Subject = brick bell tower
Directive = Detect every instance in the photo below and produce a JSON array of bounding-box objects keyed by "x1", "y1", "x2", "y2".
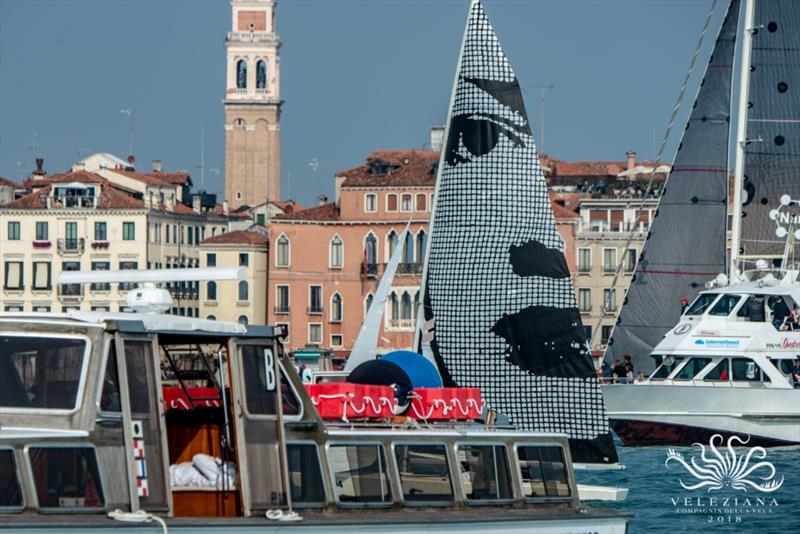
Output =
[{"x1": 224, "y1": 0, "x2": 281, "y2": 209}]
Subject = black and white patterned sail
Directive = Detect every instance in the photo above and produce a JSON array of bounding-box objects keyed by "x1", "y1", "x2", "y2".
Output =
[
  {"x1": 419, "y1": 0, "x2": 617, "y2": 464},
  {"x1": 739, "y1": 0, "x2": 800, "y2": 261},
  {"x1": 607, "y1": 0, "x2": 740, "y2": 373}
]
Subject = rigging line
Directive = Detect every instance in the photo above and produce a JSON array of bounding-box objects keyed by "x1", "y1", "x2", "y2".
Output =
[{"x1": 591, "y1": 0, "x2": 719, "y2": 351}]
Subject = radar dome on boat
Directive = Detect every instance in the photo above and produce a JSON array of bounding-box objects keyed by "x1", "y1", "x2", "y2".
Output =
[{"x1": 381, "y1": 350, "x2": 443, "y2": 388}]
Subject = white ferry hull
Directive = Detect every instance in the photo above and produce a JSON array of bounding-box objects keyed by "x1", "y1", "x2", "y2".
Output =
[{"x1": 603, "y1": 383, "x2": 800, "y2": 446}]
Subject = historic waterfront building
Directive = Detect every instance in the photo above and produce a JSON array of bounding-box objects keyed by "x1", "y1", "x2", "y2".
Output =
[{"x1": 223, "y1": 0, "x2": 282, "y2": 210}]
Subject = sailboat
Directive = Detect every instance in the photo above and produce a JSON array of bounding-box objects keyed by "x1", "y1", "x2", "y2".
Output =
[
  {"x1": 602, "y1": 0, "x2": 800, "y2": 446},
  {"x1": 415, "y1": 0, "x2": 619, "y2": 467}
]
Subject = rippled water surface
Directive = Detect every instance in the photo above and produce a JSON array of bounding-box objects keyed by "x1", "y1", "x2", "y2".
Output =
[{"x1": 579, "y1": 442, "x2": 800, "y2": 533}]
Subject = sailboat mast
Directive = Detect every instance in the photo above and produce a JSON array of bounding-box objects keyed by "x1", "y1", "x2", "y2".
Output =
[{"x1": 729, "y1": 0, "x2": 756, "y2": 279}]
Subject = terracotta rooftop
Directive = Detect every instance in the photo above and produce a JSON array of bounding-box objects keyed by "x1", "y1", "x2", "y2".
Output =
[
  {"x1": 2, "y1": 182, "x2": 145, "y2": 210},
  {"x1": 0, "y1": 176, "x2": 21, "y2": 188},
  {"x1": 201, "y1": 229, "x2": 268, "y2": 246},
  {"x1": 106, "y1": 169, "x2": 191, "y2": 186},
  {"x1": 23, "y1": 170, "x2": 107, "y2": 188},
  {"x1": 273, "y1": 202, "x2": 339, "y2": 222},
  {"x1": 550, "y1": 199, "x2": 580, "y2": 220},
  {"x1": 338, "y1": 150, "x2": 439, "y2": 188},
  {"x1": 549, "y1": 191, "x2": 590, "y2": 212}
]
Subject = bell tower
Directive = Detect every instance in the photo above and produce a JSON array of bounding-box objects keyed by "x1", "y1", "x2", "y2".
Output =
[{"x1": 224, "y1": 0, "x2": 281, "y2": 209}]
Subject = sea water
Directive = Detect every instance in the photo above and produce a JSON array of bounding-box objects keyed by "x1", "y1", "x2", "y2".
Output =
[{"x1": 579, "y1": 443, "x2": 800, "y2": 533}]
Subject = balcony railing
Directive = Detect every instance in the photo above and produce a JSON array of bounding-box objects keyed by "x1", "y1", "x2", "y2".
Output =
[
  {"x1": 274, "y1": 305, "x2": 290, "y2": 314},
  {"x1": 49, "y1": 195, "x2": 97, "y2": 209},
  {"x1": 57, "y1": 238, "x2": 85, "y2": 255},
  {"x1": 307, "y1": 305, "x2": 323, "y2": 315},
  {"x1": 226, "y1": 31, "x2": 277, "y2": 42},
  {"x1": 90, "y1": 282, "x2": 111, "y2": 291},
  {"x1": 396, "y1": 262, "x2": 423, "y2": 275},
  {"x1": 58, "y1": 284, "x2": 83, "y2": 299},
  {"x1": 361, "y1": 263, "x2": 380, "y2": 278}
]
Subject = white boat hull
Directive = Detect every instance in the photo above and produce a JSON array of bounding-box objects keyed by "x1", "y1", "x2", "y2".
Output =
[{"x1": 603, "y1": 383, "x2": 800, "y2": 446}]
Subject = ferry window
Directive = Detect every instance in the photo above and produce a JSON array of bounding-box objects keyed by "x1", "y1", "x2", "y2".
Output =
[
  {"x1": 703, "y1": 359, "x2": 730, "y2": 381},
  {"x1": 394, "y1": 443, "x2": 453, "y2": 503},
  {"x1": 685, "y1": 294, "x2": 718, "y2": 315},
  {"x1": 0, "y1": 336, "x2": 86, "y2": 410},
  {"x1": 0, "y1": 449, "x2": 23, "y2": 509},
  {"x1": 709, "y1": 295, "x2": 741, "y2": 316},
  {"x1": 769, "y1": 358, "x2": 793, "y2": 375},
  {"x1": 517, "y1": 445, "x2": 571, "y2": 499},
  {"x1": 124, "y1": 341, "x2": 153, "y2": 415},
  {"x1": 241, "y1": 345, "x2": 278, "y2": 415},
  {"x1": 99, "y1": 343, "x2": 121, "y2": 413},
  {"x1": 328, "y1": 444, "x2": 392, "y2": 504},
  {"x1": 280, "y1": 368, "x2": 301, "y2": 416},
  {"x1": 456, "y1": 444, "x2": 512, "y2": 502},
  {"x1": 650, "y1": 356, "x2": 684, "y2": 379},
  {"x1": 29, "y1": 447, "x2": 104, "y2": 509},
  {"x1": 286, "y1": 443, "x2": 325, "y2": 505},
  {"x1": 731, "y1": 358, "x2": 769, "y2": 382},
  {"x1": 674, "y1": 358, "x2": 712, "y2": 380}
]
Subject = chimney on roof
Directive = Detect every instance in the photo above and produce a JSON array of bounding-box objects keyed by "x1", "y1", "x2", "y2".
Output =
[
  {"x1": 626, "y1": 150, "x2": 636, "y2": 170},
  {"x1": 318, "y1": 194, "x2": 328, "y2": 206},
  {"x1": 430, "y1": 126, "x2": 445, "y2": 152},
  {"x1": 334, "y1": 175, "x2": 345, "y2": 206},
  {"x1": 32, "y1": 157, "x2": 47, "y2": 179},
  {"x1": 223, "y1": 200, "x2": 229, "y2": 216},
  {"x1": 128, "y1": 154, "x2": 135, "y2": 165},
  {"x1": 192, "y1": 194, "x2": 202, "y2": 214},
  {"x1": 152, "y1": 159, "x2": 162, "y2": 173}
]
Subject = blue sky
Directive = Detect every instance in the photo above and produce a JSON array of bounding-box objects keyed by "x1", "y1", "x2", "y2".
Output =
[{"x1": 0, "y1": 0, "x2": 724, "y2": 205}]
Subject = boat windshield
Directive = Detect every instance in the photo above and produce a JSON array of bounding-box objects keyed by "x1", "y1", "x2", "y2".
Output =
[
  {"x1": 708, "y1": 295, "x2": 741, "y2": 316},
  {"x1": 650, "y1": 356, "x2": 684, "y2": 379},
  {"x1": 0, "y1": 335, "x2": 87, "y2": 411},
  {"x1": 685, "y1": 294, "x2": 718, "y2": 315},
  {"x1": 673, "y1": 357, "x2": 712, "y2": 380}
]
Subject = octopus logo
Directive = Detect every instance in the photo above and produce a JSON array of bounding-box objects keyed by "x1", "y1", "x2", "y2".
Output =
[
  {"x1": 665, "y1": 434, "x2": 784, "y2": 492},
  {"x1": 769, "y1": 194, "x2": 800, "y2": 240}
]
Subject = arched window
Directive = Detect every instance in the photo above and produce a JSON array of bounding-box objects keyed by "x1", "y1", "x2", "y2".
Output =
[
  {"x1": 207, "y1": 281, "x2": 217, "y2": 301},
  {"x1": 276, "y1": 234, "x2": 290, "y2": 267},
  {"x1": 390, "y1": 292, "x2": 399, "y2": 321},
  {"x1": 401, "y1": 292, "x2": 412, "y2": 320},
  {"x1": 330, "y1": 235, "x2": 343, "y2": 268},
  {"x1": 256, "y1": 59, "x2": 267, "y2": 89},
  {"x1": 207, "y1": 315, "x2": 216, "y2": 321},
  {"x1": 331, "y1": 293, "x2": 342, "y2": 322},
  {"x1": 387, "y1": 230, "x2": 398, "y2": 259},
  {"x1": 365, "y1": 233, "x2": 377, "y2": 265},
  {"x1": 403, "y1": 231, "x2": 414, "y2": 265},
  {"x1": 413, "y1": 291, "x2": 420, "y2": 320},
  {"x1": 238, "y1": 281, "x2": 249, "y2": 301},
  {"x1": 365, "y1": 293, "x2": 374, "y2": 314},
  {"x1": 416, "y1": 230, "x2": 427, "y2": 265},
  {"x1": 238, "y1": 315, "x2": 248, "y2": 325},
  {"x1": 236, "y1": 59, "x2": 247, "y2": 89}
]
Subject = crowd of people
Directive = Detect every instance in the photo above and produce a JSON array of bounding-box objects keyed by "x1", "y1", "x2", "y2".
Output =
[{"x1": 596, "y1": 355, "x2": 647, "y2": 384}]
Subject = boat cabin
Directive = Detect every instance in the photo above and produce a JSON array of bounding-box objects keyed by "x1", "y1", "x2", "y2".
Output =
[{"x1": 0, "y1": 311, "x2": 608, "y2": 527}]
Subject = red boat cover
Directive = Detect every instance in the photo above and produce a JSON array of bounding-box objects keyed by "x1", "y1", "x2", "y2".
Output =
[
  {"x1": 163, "y1": 387, "x2": 222, "y2": 411},
  {"x1": 408, "y1": 388, "x2": 484, "y2": 421},
  {"x1": 304, "y1": 383, "x2": 394, "y2": 421}
]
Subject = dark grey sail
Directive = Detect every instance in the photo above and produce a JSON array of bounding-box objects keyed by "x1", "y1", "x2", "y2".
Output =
[
  {"x1": 739, "y1": 0, "x2": 800, "y2": 262},
  {"x1": 419, "y1": 0, "x2": 617, "y2": 464},
  {"x1": 606, "y1": 0, "x2": 740, "y2": 373}
]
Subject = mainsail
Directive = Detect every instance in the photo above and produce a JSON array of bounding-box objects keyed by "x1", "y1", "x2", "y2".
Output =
[
  {"x1": 606, "y1": 0, "x2": 740, "y2": 373},
  {"x1": 418, "y1": 0, "x2": 617, "y2": 464},
  {"x1": 738, "y1": 0, "x2": 800, "y2": 262}
]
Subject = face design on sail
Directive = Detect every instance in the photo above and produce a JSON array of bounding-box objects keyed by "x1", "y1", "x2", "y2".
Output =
[{"x1": 423, "y1": 2, "x2": 614, "y2": 462}]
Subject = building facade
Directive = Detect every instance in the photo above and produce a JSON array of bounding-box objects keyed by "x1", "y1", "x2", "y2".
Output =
[{"x1": 224, "y1": 0, "x2": 282, "y2": 210}]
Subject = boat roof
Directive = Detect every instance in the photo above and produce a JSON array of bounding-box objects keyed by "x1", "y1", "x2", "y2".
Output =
[
  {"x1": 702, "y1": 272, "x2": 799, "y2": 297},
  {"x1": 0, "y1": 310, "x2": 277, "y2": 337}
]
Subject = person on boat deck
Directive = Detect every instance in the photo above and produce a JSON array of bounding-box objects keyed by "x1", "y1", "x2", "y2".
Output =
[
  {"x1": 633, "y1": 372, "x2": 647, "y2": 384},
  {"x1": 719, "y1": 368, "x2": 729, "y2": 381},
  {"x1": 624, "y1": 363, "x2": 634, "y2": 383},
  {"x1": 612, "y1": 360, "x2": 628, "y2": 384},
  {"x1": 748, "y1": 296, "x2": 766, "y2": 322},
  {"x1": 771, "y1": 296, "x2": 791, "y2": 330},
  {"x1": 792, "y1": 357, "x2": 800, "y2": 389},
  {"x1": 680, "y1": 297, "x2": 690, "y2": 314}
]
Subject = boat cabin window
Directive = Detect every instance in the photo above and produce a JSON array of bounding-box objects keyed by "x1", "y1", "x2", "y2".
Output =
[
  {"x1": 124, "y1": 341, "x2": 154, "y2": 415},
  {"x1": 456, "y1": 444, "x2": 513, "y2": 503},
  {"x1": 394, "y1": 443, "x2": 454, "y2": 504},
  {"x1": 516, "y1": 445, "x2": 571, "y2": 499},
  {"x1": 769, "y1": 358, "x2": 793, "y2": 375},
  {"x1": 98, "y1": 342, "x2": 121, "y2": 414},
  {"x1": 0, "y1": 449, "x2": 23, "y2": 510},
  {"x1": 703, "y1": 359, "x2": 730, "y2": 381},
  {"x1": 286, "y1": 443, "x2": 325, "y2": 506},
  {"x1": 0, "y1": 335, "x2": 87, "y2": 411},
  {"x1": 241, "y1": 346, "x2": 279, "y2": 415},
  {"x1": 767, "y1": 295, "x2": 798, "y2": 331},
  {"x1": 28, "y1": 446, "x2": 104, "y2": 510},
  {"x1": 674, "y1": 358, "x2": 712, "y2": 380},
  {"x1": 685, "y1": 294, "x2": 718, "y2": 315},
  {"x1": 731, "y1": 358, "x2": 770, "y2": 382},
  {"x1": 708, "y1": 295, "x2": 741, "y2": 316},
  {"x1": 280, "y1": 368, "x2": 301, "y2": 417},
  {"x1": 739, "y1": 295, "x2": 766, "y2": 322},
  {"x1": 650, "y1": 357, "x2": 684, "y2": 379},
  {"x1": 328, "y1": 444, "x2": 392, "y2": 505}
]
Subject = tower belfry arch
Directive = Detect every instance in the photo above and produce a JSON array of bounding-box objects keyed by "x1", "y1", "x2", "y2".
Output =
[{"x1": 224, "y1": 0, "x2": 281, "y2": 210}]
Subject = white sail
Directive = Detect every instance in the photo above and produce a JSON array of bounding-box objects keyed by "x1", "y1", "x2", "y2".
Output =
[{"x1": 344, "y1": 224, "x2": 411, "y2": 372}]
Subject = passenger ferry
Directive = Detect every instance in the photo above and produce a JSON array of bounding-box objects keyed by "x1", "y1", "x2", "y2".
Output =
[
  {"x1": 0, "y1": 308, "x2": 629, "y2": 532},
  {"x1": 603, "y1": 267, "x2": 800, "y2": 447}
]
